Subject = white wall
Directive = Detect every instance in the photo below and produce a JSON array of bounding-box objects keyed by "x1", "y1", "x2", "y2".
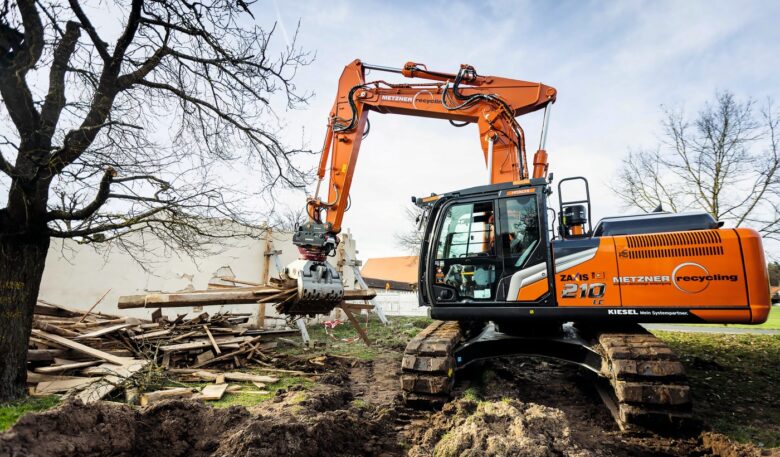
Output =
[
  {"x1": 38, "y1": 227, "x2": 361, "y2": 325},
  {"x1": 374, "y1": 290, "x2": 429, "y2": 317}
]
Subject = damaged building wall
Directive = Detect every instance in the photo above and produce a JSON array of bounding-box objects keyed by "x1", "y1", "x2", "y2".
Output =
[{"x1": 38, "y1": 227, "x2": 361, "y2": 325}]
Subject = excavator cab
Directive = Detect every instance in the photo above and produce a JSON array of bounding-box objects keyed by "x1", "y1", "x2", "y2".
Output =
[{"x1": 418, "y1": 179, "x2": 553, "y2": 314}]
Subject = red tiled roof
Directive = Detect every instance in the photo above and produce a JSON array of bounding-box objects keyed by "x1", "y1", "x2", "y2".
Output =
[{"x1": 361, "y1": 256, "x2": 418, "y2": 284}]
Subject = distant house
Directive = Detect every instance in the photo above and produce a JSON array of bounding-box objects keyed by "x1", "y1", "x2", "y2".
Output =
[
  {"x1": 361, "y1": 256, "x2": 419, "y2": 291},
  {"x1": 361, "y1": 256, "x2": 425, "y2": 316},
  {"x1": 771, "y1": 286, "x2": 780, "y2": 305}
]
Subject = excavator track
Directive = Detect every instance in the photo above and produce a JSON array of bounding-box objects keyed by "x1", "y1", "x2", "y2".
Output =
[
  {"x1": 592, "y1": 326, "x2": 693, "y2": 431},
  {"x1": 402, "y1": 321, "x2": 692, "y2": 431},
  {"x1": 400, "y1": 320, "x2": 462, "y2": 406}
]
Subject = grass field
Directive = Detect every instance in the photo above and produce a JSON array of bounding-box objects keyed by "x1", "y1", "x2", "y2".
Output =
[
  {"x1": 0, "y1": 396, "x2": 59, "y2": 431},
  {"x1": 655, "y1": 331, "x2": 780, "y2": 447},
  {"x1": 686, "y1": 305, "x2": 780, "y2": 330}
]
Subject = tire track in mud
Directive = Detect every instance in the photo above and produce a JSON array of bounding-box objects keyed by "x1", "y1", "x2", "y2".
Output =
[{"x1": 347, "y1": 352, "x2": 436, "y2": 455}]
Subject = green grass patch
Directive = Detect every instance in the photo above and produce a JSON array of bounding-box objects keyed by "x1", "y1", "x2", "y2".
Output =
[
  {"x1": 654, "y1": 331, "x2": 780, "y2": 447},
  {"x1": 684, "y1": 306, "x2": 780, "y2": 330},
  {"x1": 0, "y1": 396, "x2": 60, "y2": 431},
  {"x1": 206, "y1": 373, "x2": 313, "y2": 409},
  {"x1": 278, "y1": 315, "x2": 432, "y2": 361}
]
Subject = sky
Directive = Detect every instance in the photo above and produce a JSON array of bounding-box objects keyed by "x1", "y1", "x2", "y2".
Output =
[
  {"x1": 257, "y1": 0, "x2": 780, "y2": 261},
  {"x1": 2, "y1": 1, "x2": 778, "y2": 262}
]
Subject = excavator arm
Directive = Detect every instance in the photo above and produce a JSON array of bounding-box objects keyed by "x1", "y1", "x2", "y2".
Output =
[
  {"x1": 285, "y1": 59, "x2": 556, "y2": 315},
  {"x1": 308, "y1": 59, "x2": 557, "y2": 236}
]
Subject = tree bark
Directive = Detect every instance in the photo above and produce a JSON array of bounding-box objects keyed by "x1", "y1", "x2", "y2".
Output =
[{"x1": 0, "y1": 233, "x2": 50, "y2": 402}]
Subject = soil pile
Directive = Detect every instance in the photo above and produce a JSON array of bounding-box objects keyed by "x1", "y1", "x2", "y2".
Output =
[
  {"x1": 0, "y1": 384, "x2": 398, "y2": 457},
  {"x1": 408, "y1": 398, "x2": 593, "y2": 457}
]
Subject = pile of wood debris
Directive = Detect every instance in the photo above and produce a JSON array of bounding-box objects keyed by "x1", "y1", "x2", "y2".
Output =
[{"x1": 28, "y1": 300, "x2": 303, "y2": 405}]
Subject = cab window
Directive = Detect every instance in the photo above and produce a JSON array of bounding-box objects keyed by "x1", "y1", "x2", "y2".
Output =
[
  {"x1": 433, "y1": 201, "x2": 497, "y2": 301},
  {"x1": 435, "y1": 201, "x2": 495, "y2": 259},
  {"x1": 499, "y1": 195, "x2": 540, "y2": 266}
]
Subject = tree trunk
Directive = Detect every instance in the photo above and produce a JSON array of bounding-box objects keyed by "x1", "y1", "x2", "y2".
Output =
[{"x1": 0, "y1": 233, "x2": 50, "y2": 402}]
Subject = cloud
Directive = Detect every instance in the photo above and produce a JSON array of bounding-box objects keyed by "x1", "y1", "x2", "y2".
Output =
[{"x1": 265, "y1": 0, "x2": 780, "y2": 259}]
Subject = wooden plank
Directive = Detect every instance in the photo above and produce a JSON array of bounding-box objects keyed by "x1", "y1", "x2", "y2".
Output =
[
  {"x1": 81, "y1": 363, "x2": 122, "y2": 376},
  {"x1": 26, "y1": 371, "x2": 85, "y2": 384},
  {"x1": 74, "y1": 322, "x2": 137, "y2": 339},
  {"x1": 168, "y1": 330, "x2": 198, "y2": 343},
  {"x1": 35, "y1": 303, "x2": 81, "y2": 318},
  {"x1": 27, "y1": 349, "x2": 68, "y2": 361},
  {"x1": 65, "y1": 318, "x2": 127, "y2": 329},
  {"x1": 32, "y1": 320, "x2": 80, "y2": 338},
  {"x1": 196, "y1": 350, "x2": 215, "y2": 365},
  {"x1": 203, "y1": 325, "x2": 221, "y2": 354},
  {"x1": 30, "y1": 335, "x2": 66, "y2": 347},
  {"x1": 118, "y1": 287, "x2": 376, "y2": 309},
  {"x1": 341, "y1": 303, "x2": 375, "y2": 311},
  {"x1": 31, "y1": 329, "x2": 130, "y2": 365},
  {"x1": 190, "y1": 336, "x2": 262, "y2": 368},
  {"x1": 131, "y1": 329, "x2": 172, "y2": 340},
  {"x1": 74, "y1": 361, "x2": 146, "y2": 403},
  {"x1": 192, "y1": 370, "x2": 278, "y2": 384},
  {"x1": 37, "y1": 299, "x2": 123, "y2": 320},
  {"x1": 78, "y1": 289, "x2": 112, "y2": 323},
  {"x1": 257, "y1": 303, "x2": 266, "y2": 330},
  {"x1": 158, "y1": 337, "x2": 251, "y2": 353},
  {"x1": 339, "y1": 305, "x2": 371, "y2": 346},
  {"x1": 140, "y1": 387, "x2": 194, "y2": 406},
  {"x1": 34, "y1": 360, "x2": 101, "y2": 374},
  {"x1": 197, "y1": 383, "x2": 228, "y2": 401},
  {"x1": 35, "y1": 378, "x2": 96, "y2": 394}
]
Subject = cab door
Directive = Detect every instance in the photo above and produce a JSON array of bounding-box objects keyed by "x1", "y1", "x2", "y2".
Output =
[
  {"x1": 428, "y1": 198, "x2": 503, "y2": 304},
  {"x1": 495, "y1": 191, "x2": 552, "y2": 303}
]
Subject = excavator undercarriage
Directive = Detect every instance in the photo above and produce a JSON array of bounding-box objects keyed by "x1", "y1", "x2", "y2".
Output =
[{"x1": 401, "y1": 321, "x2": 692, "y2": 431}]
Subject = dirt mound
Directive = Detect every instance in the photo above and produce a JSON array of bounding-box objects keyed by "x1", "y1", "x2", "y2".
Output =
[
  {"x1": 700, "y1": 432, "x2": 779, "y2": 457},
  {"x1": 137, "y1": 401, "x2": 251, "y2": 456},
  {"x1": 0, "y1": 384, "x2": 400, "y2": 457},
  {"x1": 408, "y1": 398, "x2": 593, "y2": 457},
  {"x1": 0, "y1": 400, "x2": 139, "y2": 457}
]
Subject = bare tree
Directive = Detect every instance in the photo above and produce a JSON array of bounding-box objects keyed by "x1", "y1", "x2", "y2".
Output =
[
  {"x1": 394, "y1": 205, "x2": 425, "y2": 255},
  {"x1": 614, "y1": 92, "x2": 780, "y2": 239},
  {"x1": 0, "y1": 0, "x2": 312, "y2": 401},
  {"x1": 269, "y1": 204, "x2": 307, "y2": 232}
]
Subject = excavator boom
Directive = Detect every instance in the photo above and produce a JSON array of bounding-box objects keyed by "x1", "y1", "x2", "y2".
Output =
[
  {"x1": 285, "y1": 60, "x2": 556, "y2": 315},
  {"x1": 310, "y1": 59, "x2": 557, "y2": 235}
]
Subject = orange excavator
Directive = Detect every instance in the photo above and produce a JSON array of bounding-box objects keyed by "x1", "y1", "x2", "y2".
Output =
[{"x1": 285, "y1": 59, "x2": 770, "y2": 430}]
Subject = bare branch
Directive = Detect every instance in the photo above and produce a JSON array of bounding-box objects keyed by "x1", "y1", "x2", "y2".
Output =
[
  {"x1": 67, "y1": 0, "x2": 110, "y2": 61},
  {"x1": 46, "y1": 167, "x2": 116, "y2": 221},
  {"x1": 615, "y1": 92, "x2": 780, "y2": 238},
  {"x1": 40, "y1": 20, "x2": 81, "y2": 137}
]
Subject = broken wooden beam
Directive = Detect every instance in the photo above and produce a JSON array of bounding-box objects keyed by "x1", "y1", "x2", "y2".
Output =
[
  {"x1": 31, "y1": 329, "x2": 131, "y2": 366},
  {"x1": 31, "y1": 320, "x2": 80, "y2": 338},
  {"x1": 158, "y1": 336, "x2": 251, "y2": 353},
  {"x1": 187, "y1": 370, "x2": 279, "y2": 384},
  {"x1": 117, "y1": 287, "x2": 376, "y2": 309},
  {"x1": 73, "y1": 321, "x2": 139, "y2": 339},
  {"x1": 28, "y1": 349, "x2": 68, "y2": 362},
  {"x1": 196, "y1": 383, "x2": 228, "y2": 401},
  {"x1": 140, "y1": 387, "x2": 195, "y2": 406},
  {"x1": 35, "y1": 378, "x2": 97, "y2": 395},
  {"x1": 34, "y1": 360, "x2": 102, "y2": 374}
]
